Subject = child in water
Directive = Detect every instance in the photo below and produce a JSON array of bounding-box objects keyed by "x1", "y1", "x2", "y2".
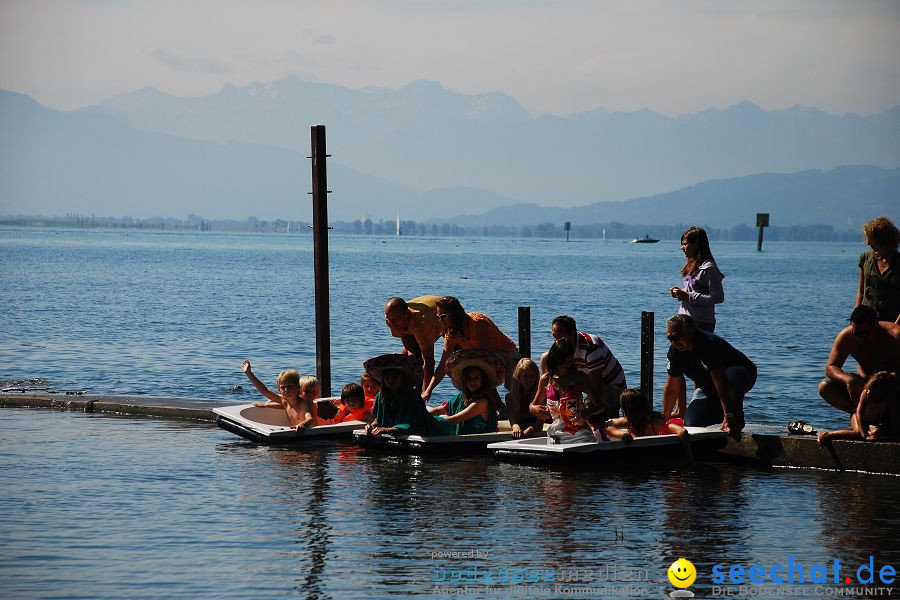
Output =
[
  {"x1": 241, "y1": 359, "x2": 314, "y2": 431},
  {"x1": 605, "y1": 388, "x2": 694, "y2": 466},
  {"x1": 818, "y1": 371, "x2": 898, "y2": 447}
]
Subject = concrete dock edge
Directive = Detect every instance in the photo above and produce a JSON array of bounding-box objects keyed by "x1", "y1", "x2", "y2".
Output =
[
  {"x1": 0, "y1": 393, "x2": 216, "y2": 422},
  {"x1": 717, "y1": 430, "x2": 900, "y2": 475}
]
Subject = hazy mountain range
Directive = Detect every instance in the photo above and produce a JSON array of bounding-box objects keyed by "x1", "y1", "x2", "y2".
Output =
[
  {"x1": 1, "y1": 78, "x2": 899, "y2": 227},
  {"x1": 444, "y1": 166, "x2": 900, "y2": 230},
  {"x1": 95, "y1": 77, "x2": 900, "y2": 207}
]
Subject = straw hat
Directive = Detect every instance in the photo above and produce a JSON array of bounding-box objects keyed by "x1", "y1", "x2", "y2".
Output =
[
  {"x1": 446, "y1": 349, "x2": 505, "y2": 390},
  {"x1": 363, "y1": 353, "x2": 422, "y2": 388}
]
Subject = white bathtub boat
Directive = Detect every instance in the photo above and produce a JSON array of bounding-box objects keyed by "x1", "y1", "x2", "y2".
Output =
[{"x1": 213, "y1": 401, "x2": 365, "y2": 445}]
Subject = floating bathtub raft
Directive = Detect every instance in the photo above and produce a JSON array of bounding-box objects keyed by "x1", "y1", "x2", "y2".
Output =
[
  {"x1": 488, "y1": 426, "x2": 727, "y2": 465},
  {"x1": 353, "y1": 420, "x2": 536, "y2": 454},
  {"x1": 213, "y1": 403, "x2": 365, "y2": 445}
]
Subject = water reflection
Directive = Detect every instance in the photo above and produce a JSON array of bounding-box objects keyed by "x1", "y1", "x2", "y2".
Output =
[
  {"x1": 654, "y1": 468, "x2": 754, "y2": 595},
  {"x1": 294, "y1": 450, "x2": 330, "y2": 599},
  {"x1": 2, "y1": 409, "x2": 900, "y2": 599},
  {"x1": 816, "y1": 472, "x2": 900, "y2": 566}
]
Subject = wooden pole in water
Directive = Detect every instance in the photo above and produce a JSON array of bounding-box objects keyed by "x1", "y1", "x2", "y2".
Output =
[
  {"x1": 518, "y1": 306, "x2": 531, "y2": 359},
  {"x1": 756, "y1": 213, "x2": 769, "y2": 252},
  {"x1": 640, "y1": 311, "x2": 654, "y2": 408},
  {"x1": 310, "y1": 125, "x2": 332, "y2": 397}
]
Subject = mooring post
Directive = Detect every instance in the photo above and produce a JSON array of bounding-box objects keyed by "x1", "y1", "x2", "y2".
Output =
[
  {"x1": 756, "y1": 213, "x2": 770, "y2": 252},
  {"x1": 310, "y1": 125, "x2": 331, "y2": 397},
  {"x1": 564, "y1": 221, "x2": 571, "y2": 242},
  {"x1": 518, "y1": 306, "x2": 531, "y2": 359},
  {"x1": 640, "y1": 311, "x2": 654, "y2": 408}
]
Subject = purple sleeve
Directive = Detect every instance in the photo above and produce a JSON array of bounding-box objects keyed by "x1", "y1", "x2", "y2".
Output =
[{"x1": 688, "y1": 263, "x2": 725, "y2": 306}]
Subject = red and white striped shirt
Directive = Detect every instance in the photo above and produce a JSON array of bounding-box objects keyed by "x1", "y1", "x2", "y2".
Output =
[{"x1": 575, "y1": 331, "x2": 626, "y2": 388}]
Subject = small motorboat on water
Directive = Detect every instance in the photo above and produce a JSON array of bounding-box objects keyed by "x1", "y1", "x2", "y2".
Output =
[
  {"x1": 213, "y1": 400, "x2": 365, "y2": 445},
  {"x1": 353, "y1": 420, "x2": 541, "y2": 454},
  {"x1": 487, "y1": 426, "x2": 726, "y2": 465},
  {"x1": 631, "y1": 234, "x2": 660, "y2": 244}
]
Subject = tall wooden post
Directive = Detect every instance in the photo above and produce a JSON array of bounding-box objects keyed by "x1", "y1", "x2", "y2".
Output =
[
  {"x1": 310, "y1": 125, "x2": 331, "y2": 397},
  {"x1": 756, "y1": 213, "x2": 770, "y2": 252},
  {"x1": 640, "y1": 311, "x2": 654, "y2": 408},
  {"x1": 518, "y1": 306, "x2": 531, "y2": 359}
]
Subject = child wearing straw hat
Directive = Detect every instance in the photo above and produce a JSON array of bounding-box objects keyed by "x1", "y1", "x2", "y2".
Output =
[
  {"x1": 363, "y1": 354, "x2": 437, "y2": 437},
  {"x1": 429, "y1": 349, "x2": 504, "y2": 435}
]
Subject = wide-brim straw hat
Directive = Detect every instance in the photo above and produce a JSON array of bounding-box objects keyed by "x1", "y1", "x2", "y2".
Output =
[
  {"x1": 447, "y1": 349, "x2": 505, "y2": 390},
  {"x1": 363, "y1": 353, "x2": 422, "y2": 388}
]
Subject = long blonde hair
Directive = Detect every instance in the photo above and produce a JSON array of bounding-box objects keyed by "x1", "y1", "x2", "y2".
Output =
[{"x1": 506, "y1": 358, "x2": 539, "y2": 409}]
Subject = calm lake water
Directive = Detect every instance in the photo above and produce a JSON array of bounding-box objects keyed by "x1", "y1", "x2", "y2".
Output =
[
  {"x1": 1, "y1": 408, "x2": 898, "y2": 599},
  {"x1": 1, "y1": 227, "x2": 897, "y2": 599},
  {"x1": 0, "y1": 226, "x2": 869, "y2": 429}
]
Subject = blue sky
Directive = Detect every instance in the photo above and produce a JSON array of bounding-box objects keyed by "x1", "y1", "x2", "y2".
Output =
[{"x1": 1, "y1": 0, "x2": 899, "y2": 116}]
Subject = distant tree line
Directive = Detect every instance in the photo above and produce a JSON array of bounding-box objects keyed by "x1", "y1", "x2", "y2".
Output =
[
  {"x1": 0, "y1": 213, "x2": 308, "y2": 233},
  {"x1": 0, "y1": 214, "x2": 862, "y2": 241},
  {"x1": 328, "y1": 218, "x2": 861, "y2": 242}
]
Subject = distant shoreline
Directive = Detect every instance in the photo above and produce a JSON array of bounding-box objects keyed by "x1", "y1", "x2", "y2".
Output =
[{"x1": 0, "y1": 216, "x2": 861, "y2": 242}]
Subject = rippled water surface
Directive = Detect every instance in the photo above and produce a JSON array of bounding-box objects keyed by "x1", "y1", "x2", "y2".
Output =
[
  {"x1": 0, "y1": 227, "x2": 868, "y2": 429},
  {"x1": 1, "y1": 409, "x2": 898, "y2": 599}
]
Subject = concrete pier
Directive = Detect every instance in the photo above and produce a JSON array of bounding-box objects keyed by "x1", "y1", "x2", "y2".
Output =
[
  {"x1": 0, "y1": 392, "x2": 216, "y2": 422},
  {"x1": 718, "y1": 424, "x2": 900, "y2": 476},
  {"x1": 1, "y1": 393, "x2": 897, "y2": 475}
]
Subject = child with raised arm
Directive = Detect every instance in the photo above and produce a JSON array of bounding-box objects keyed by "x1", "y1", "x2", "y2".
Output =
[
  {"x1": 818, "y1": 371, "x2": 898, "y2": 447},
  {"x1": 241, "y1": 359, "x2": 314, "y2": 431}
]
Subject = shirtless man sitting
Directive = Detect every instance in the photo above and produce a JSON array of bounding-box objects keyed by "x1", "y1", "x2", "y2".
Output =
[{"x1": 818, "y1": 305, "x2": 900, "y2": 413}]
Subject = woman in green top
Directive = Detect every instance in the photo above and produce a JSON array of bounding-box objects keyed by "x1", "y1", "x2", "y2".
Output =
[{"x1": 857, "y1": 216, "x2": 900, "y2": 323}]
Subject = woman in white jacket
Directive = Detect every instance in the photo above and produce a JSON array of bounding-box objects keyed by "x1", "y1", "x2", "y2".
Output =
[{"x1": 670, "y1": 226, "x2": 724, "y2": 332}]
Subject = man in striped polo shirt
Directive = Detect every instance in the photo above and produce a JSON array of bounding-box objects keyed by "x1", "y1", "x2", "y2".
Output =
[{"x1": 541, "y1": 315, "x2": 628, "y2": 419}]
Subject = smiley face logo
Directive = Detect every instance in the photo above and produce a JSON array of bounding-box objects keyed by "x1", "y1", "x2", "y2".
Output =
[{"x1": 667, "y1": 558, "x2": 696, "y2": 588}]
